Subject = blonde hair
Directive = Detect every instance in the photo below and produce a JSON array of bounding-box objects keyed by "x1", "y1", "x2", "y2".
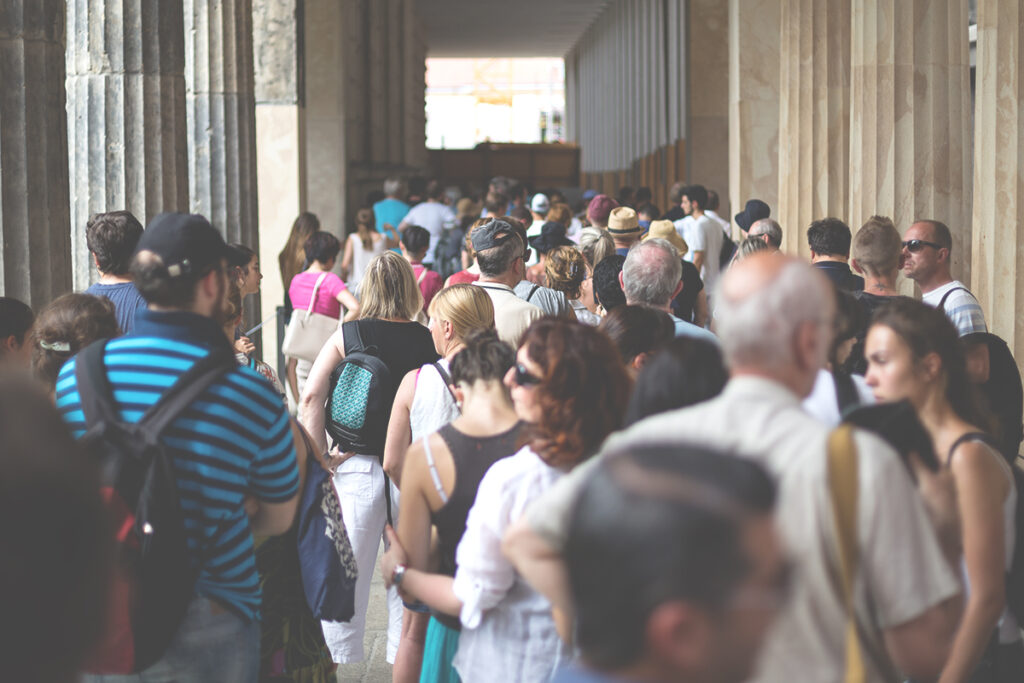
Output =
[
  {"x1": 852, "y1": 215, "x2": 902, "y2": 276},
  {"x1": 579, "y1": 227, "x2": 616, "y2": 268},
  {"x1": 359, "y1": 251, "x2": 423, "y2": 321},
  {"x1": 427, "y1": 284, "x2": 495, "y2": 341},
  {"x1": 545, "y1": 246, "x2": 587, "y2": 300},
  {"x1": 545, "y1": 203, "x2": 572, "y2": 227}
]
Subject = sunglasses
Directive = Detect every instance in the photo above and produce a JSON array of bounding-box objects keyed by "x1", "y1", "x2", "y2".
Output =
[
  {"x1": 513, "y1": 362, "x2": 542, "y2": 387},
  {"x1": 902, "y1": 239, "x2": 943, "y2": 253}
]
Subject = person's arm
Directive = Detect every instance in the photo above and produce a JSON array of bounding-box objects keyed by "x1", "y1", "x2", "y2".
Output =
[
  {"x1": 340, "y1": 235, "x2": 353, "y2": 281},
  {"x1": 382, "y1": 226, "x2": 400, "y2": 249},
  {"x1": 234, "y1": 335, "x2": 255, "y2": 357},
  {"x1": 381, "y1": 524, "x2": 463, "y2": 617},
  {"x1": 337, "y1": 289, "x2": 360, "y2": 322},
  {"x1": 691, "y1": 250, "x2": 706, "y2": 273},
  {"x1": 382, "y1": 370, "x2": 417, "y2": 485},
  {"x1": 502, "y1": 516, "x2": 572, "y2": 615},
  {"x1": 937, "y1": 443, "x2": 1009, "y2": 683},
  {"x1": 883, "y1": 595, "x2": 964, "y2": 681},
  {"x1": 248, "y1": 415, "x2": 307, "y2": 537},
  {"x1": 298, "y1": 328, "x2": 345, "y2": 457},
  {"x1": 693, "y1": 289, "x2": 709, "y2": 328},
  {"x1": 286, "y1": 357, "x2": 299, "y2": 405}
]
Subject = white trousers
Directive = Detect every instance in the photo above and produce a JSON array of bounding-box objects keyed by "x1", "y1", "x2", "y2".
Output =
[{"x1": 321, "y1": 454, "x2": 403, "y2": 663}]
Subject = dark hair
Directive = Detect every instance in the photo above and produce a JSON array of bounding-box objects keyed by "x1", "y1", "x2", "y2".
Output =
[
  {"x1": 303, "y1": 230, "x2": 341, "y2": 268},
  {"x1": 521, "y1": 319, "x2": 631, "y2": 469},
  {"x1": 567, "y1": 444, "x2": 776, "y2": 669},
  {"x1": 592, "y1": 255, "x2": 627, "y2": 311},
  {"x1": 916, "y1": 219, "x2": 953, "y2": 251},
  {"x1": 355, "y1": 208, "x2": 375, "y2": 250},
  {"x1": 401, "y1": 224, "x2": 431, "y2": 255},
  {"x1": 279, "y1": 212, "x2": 320, "y2": 290},
  {"x1": 473, "y1": 222, "x2": 524, "y2": 277},
  {"x1": 0, "y1": 374, "x2": 113, "y2": 683},
  {"x1": 669, "y1": 181, "x2": 686, "y2": 205},
  {"x1": 217, "y1": 279, "x2": 244, "y2": 328},
  {"x1": 450, "y1": 330, "x2": 515, "y2": 386},
  {"x1": 131, "y1": 250, "x2": 223, "y2": 309},
  {"x1": 598, "y1": 305, "x2": 674, "y2": 367},
  {"x1": 616, "y1": 186, "x2": 635, "y2": 206},
  {"x1": 508, "y1": 206, "x2": 533, "y2": 228},
  {"x1": 425, "y1": 179, "x2": 444, "y2": 200},
  {"x1": 706, "y1": 189, "x2": 721, "y2": 211},
  {"x1": 681, "y1": 184, "x2": 708, "y2": 211},
  {"x1": 0, "y1": 297, "x2": 35, "y2": 346},
  {"x1": 635, "y1": 187, "x2": 653, "y2": 205},
  {"x1": 227, "y1": 242, "x2": 256, "y2": 283},
  {"x1": 85, "y1": 210, "x2": 144, "y2": 275},
  {"x1": 635, "y1": 203, "x2": 660, "y2": 220},
  {"x1": 831, "y1": 288, "x2": 866, "y2": 368},
  {"x1": 32, "y1": 294, "x2": 119, "y2": 389},
  {"x1": 624, "y1": 338, "x2": 728, "y2": 425},
  {"x1": 871, "y1": 297, "x2": 990, "y2": 429},
  {"x1": 484, "y1": 191, "x2": 508, "y2": 217},
  {"x1": 807, "y1": 217, "x2": 853, "y2": 258}
]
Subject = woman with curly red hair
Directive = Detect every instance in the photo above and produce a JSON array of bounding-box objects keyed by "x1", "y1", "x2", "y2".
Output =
[{"x1": 380, "y1": 318, "x2": 630, "y2": 683}]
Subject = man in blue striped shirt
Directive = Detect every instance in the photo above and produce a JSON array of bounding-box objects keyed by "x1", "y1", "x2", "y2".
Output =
[{"x1": 56, "y1": 212, "x2": 304, "y2": 682}]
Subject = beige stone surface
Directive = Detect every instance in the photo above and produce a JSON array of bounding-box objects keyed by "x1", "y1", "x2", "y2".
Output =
[
  {"x1": 970, "y1": 0, "x2": 1024, "y2": 362},
  {"x1": 688, "y1": 0, "x2": 730, "y2": 209},
  {"x1": 776, "y1": 0, "x2": 850, "y2": 259}
]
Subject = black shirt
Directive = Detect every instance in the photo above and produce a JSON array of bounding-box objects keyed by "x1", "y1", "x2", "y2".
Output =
[
  {"x1": 672, "y1": 259, "x2": 705, "y2": 322},
  {"x1": 815, "y1": 261, "x2": 865, "y2": 292},
  {"x1": 661, "y1": 206, "x2": 685, "y2": 222}
]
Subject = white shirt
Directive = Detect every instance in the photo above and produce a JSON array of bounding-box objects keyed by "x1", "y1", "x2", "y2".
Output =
[
  {"x1": 401, "y1": 201, "x2": 456, "y2": 264},
  {"x1": 802, "y1": 369, "x2": 876, "y2": 426},
  {"x1": 705, "y1": 209, "x2": 732, "y2": 236},
  {"x1": 473, "y1": 281, "x2": 545, "y2": 347},
  {"x1": 409, "y1": 358, "x2": 460, "y2": 442},
  {"x1": 452, "y1": 446, "x2": 568, "y2": 683},
  {"x1": 675, "y1": 214, "x2": 724, "y2": 290}
]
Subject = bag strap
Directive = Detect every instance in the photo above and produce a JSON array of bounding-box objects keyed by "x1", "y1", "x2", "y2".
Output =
[
  {"x1": 937, "y1": 286, "x2": 968, "y2": 312},
  {"x1": 947, "y1": 431, "x2": 995, "y2": 466},
  {"x1": 417, "y1": 267, "x2": 428, "y2": 285},
  {"x1": 76, "y1": 340, "x2": 122, "y2": 428},
  {"x1": 526, "y1": 283, "x2": 541, "y2": 302},
  {"x1": 827, "y1": 424, "x2": 866, "y2": 683},
  {"x1": 305, "y1": 272, "x2": 330, "y2": 318},
  {"x1": 832, "y1": 370, "x2": 861, "y2": 417},
  {"x1": 431, "y1": 361, "x2": 459, "y2": 409}
]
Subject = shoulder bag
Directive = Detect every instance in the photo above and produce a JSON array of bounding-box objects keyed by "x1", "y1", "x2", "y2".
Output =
[{"x1": 282, "y1": 273, "x2": 340, "y2": 362}]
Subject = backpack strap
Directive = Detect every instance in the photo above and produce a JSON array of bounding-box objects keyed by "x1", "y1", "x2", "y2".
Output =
[
  {"x1": 832, "y1": 370, "x2": 861, "y2": 417},
  {"x1": 417, "y1": 267, "x2": 428, "y2": 285},
  {"x1": 937, "y1": 286, "x2": 969, "y2": 312},
  {"x1": 431, "y1": 361, "x2": 459, "y2": 409},
  {"x1": 526, "y1": 283, "x2": 541, "y2": 302},
  {"x1": 76, "y1": 340, "x2": 121, "y2": 428},
  {"x1": 138, "y1": 349, "x2": 236, "y2": 436},
  {"x1": 946, "y1": 431, "x2": 996, "y2": 467}
]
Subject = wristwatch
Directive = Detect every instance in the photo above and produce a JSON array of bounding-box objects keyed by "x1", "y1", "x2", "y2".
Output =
[{"x1": 391, "y1": 563, "x2": 408, "y2": 587}]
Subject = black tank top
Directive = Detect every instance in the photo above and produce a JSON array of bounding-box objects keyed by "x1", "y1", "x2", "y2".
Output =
[{"x1": 428, "y1": 420, "x2": 524, "y2": 629}]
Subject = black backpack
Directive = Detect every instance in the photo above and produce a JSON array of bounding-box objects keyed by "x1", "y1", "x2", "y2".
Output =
[
  {"x1": 719, "y1": 234, "x2": 738, "y2": 268},
  {"x1": 963, "y1": 331, "x2": 1024, "y2": 464},
  {"x1": 433, "y1": 226, "x2": 465, "y2": 282},
  {"x1": 325, "y1": 321, "x2": 396, "y2": 459},
  {"x1": 75, "y1": 340, "x2": 235, "y2": 673}
]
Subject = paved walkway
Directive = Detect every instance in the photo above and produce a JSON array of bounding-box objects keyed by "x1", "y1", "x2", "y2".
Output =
[{"x1": 336, "y1": 545, "x2": 393, "y2": 683}]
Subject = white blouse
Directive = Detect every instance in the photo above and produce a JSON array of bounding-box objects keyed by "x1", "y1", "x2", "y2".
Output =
[{"x1": 452, "y1": 446, "x2": 568, "y2": 682}]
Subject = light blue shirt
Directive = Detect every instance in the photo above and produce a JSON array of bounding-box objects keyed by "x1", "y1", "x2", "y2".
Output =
[{"x1": 670, "y1": 314, "x2": 719, "y2": 344}]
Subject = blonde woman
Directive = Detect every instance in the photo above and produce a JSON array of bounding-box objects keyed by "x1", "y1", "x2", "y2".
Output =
[
  {"x1": 299, "y1": 251, "x2": 439, "y2": 670},
  {"x1": 545, "y1": 246, "x2": 601, "y2": 325},
  {"x1": 278, "y1": 212, "x2": 319, "y2": 309}
]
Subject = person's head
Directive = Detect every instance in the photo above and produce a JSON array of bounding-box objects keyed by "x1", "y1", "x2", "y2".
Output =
[
  {"x1": 281, "y1": 212, "x2": 320, "y2": 278},
  {"x1": 228, "y1": 243, "x2": 261, "y2": 296},
  {"x1": 643, "y1": 220, "x2": 688, "y2": 256},
  {"x1": 130, "y1": 213, "x2": 234, "y2": 317},
  {"x1": 806, "y1": 217, "x2": 852, "y2": 260},
  {"x1": 427, "y1": 283, "x2": 495, "y2": 356},
  {"x1": 607, "y1": 206, "x2": 643, "y2": 246},
  {"x1": 508, "y1": 206, "x2": 533, "y2": 231},
  {"x1": 716, "y1": 254, "x2": 835, "y2": 398},
  {"x1": 383, "y1": 177, "x2": 406, "y2": 199},
  {"x1": 450, "y1": 329, "x2": 516, "y2": 402},
  {"x1": 616, "y1": 186, "x2": 635, "y2": 208},
  {"x1": 621, "y1": 239, "x2": 683, "y2": 309},
  {"x1": 359, "y1": 251, "x2": 423, "y2": 321},
  {"x1": 830, "y1": 288, "x2": 866, "y2": 370},
  {"x1": 635, "y1": 187, "x2": 653, "y2": 206},
  {"x1": 624, "y1": 338, "x2": 729, "y2": 426},
  {"x1": 579, "y1": 227, "x2": 616, "y2": 268},
  {"x1": 680, "y1": 184, "x2": 708, "y2": 215},
  {"x1": 749, "y1": 218, "x2": 783, "y2": 249},
  {"x1": 400, "y1": 224, "x2": 431, "y2": 261},
  {"x1": 85, "y1": 210, "x2": 144, "y2": 276},
  {"x1": 587, "y1": 194, "x2": 619, "y2": 228},
  {"x1": 566, "y1": 444, "x2": 783, "y2": 682},
  {"x1": 593, "y1": 254, "x2": 627, "y2": 312},
  {"x1": 545, "y1": 246, "x2": 588, "y2": 301},
  {"x1": 865, "y1": 297, "x2": 986, "y2": 426},
  {"x1": 509, "y1": 181, "x2": 528, "y2": 207},
  {"x1": 354, "y1": 207, "x2": 376, "y2": 250},
  {"x1": 529, "y1": 222, "x2": 574, "y2": 258},
  {"x1": 734, "y1": 199, "x2": 771, "y2": 237},
  {"x1": 472, "y1": 219, "x2": 526, "y2": 281},
  {"x1": 734, "y1": 235, "x2": 771, "y2": 262},
  {"x1": 484, "y1": 190, "x2": 509, "y2": 217},
  {"x1": 303, "y1": 230, "x2": 342, "y2": 269},
  {"x1": 0, "y1": 297, "x2": 35, "y2": 368},
  {"x1": 217, "y1": 279, "x2": 245, "y2": 340},
  {"x1": 668, "y1": 181, "x2": 687, "y2": 207},
  {"x1": 32, "y1": 294, "x2": 119, "y2": 390},
  {"x1": 851, "y1": 215, "x2": 902, "y2": 279},
  {"x1": 598, "y1": 304, "x2": 675, "y2": 375},
  {"x1": 425, "y1": 179, "x2": 444, "y2": 201},
  {"x1": 707, "y1": 189, "x2": 722, "y2": 212},
  {"x1": 545, "y1": 202, "x2": 572, "y2": 227},
  {"x1": 636, "y1": 203, "x2": 660, "y2": 228},
  {"x1": 901, "y1": 219, "x2": 953, "y2": 285},
  {"x1": 530, "y1": 193, "x2": 550, "y2": 216},
  {"x1": 0, "y1": 373, "x2": 113, "y2": 683},
  {"x1": 507, "y1": 319, "x2": 631, "y2": 468}
]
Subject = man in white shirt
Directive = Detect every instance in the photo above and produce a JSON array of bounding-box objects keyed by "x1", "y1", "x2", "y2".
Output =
[
  {"x1": 398, "y1": 180, "x2": 456, "y2": 266},
  {"x1": 470, "y1": 219, "x2": 544, "y2": 347},
  {"x1": 705, "y1": 188, "x2": 732, "y2": 236},
  {"x1": 505, "y1": 254, "x2": 963, "y2": 683},
  {"x1": 672, "y1": 184, "x2": 724, "y2": 291}
]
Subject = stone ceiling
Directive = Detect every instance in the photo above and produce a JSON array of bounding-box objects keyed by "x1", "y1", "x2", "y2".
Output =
[{"x1": 419, "y1": 0, "x2": 614, "y2": 57}]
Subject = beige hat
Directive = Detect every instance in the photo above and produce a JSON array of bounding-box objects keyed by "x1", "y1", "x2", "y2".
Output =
[
  {"x1": 607, "y1": 206, "x2": 641, "y2": 235},
  {"x1": 643, "y1": 220, "x2": 689, "y2": 256}
]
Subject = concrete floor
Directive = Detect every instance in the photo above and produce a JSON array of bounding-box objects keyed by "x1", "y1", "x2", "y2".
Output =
[{"x1": 336, "y1": 545, "x2": 393, "y2": 683}]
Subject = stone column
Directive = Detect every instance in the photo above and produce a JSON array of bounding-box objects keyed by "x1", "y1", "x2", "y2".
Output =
[
  {"x1": 848, "y1": 0, "x2": 972, "y2": 284},
  {"x1": 970, "y1": 0, "x2": 1024, "y2": 359},
  {"x1": 66, "y1": 0, "x2": 188, "y2": 290},
  {"x1": 728, "y1": 0, "x2": 780, "y2": 238},
  {"x1": 184, "y1": 0, "x2": 259, "y2": 249},
  {"x1": 0, "y1": 0, "x2": 73, "y2": 306},
  {"x1": 688, "y1": 0, "x2": 729, "y2": 214},
  {"x1": 776, "y1": 0, "x2": 850, "y2": 259}
]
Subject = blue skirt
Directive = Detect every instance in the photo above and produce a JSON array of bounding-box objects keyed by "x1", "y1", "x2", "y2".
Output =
[{"x1": 420, "y1": 616, "x2": 461, "y2": 683}]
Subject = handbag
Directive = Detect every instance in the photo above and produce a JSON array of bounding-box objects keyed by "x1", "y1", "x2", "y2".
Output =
[{"x1": 282, "y1": 273, "x2": 340, "y2": 362}]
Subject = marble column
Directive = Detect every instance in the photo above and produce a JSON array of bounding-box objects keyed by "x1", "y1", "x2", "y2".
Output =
[
  {"x1": 402, "y1": 0, "x2": 426, "y2": 169},
  {"x1": 0, "y1": 0, "x2": 73, "y2": 306},
  {"x1": 970, "y1": 0, "x2": 1024, "y2": 359},
  {"x1": 66, "y1": 0, "x2": 188, "y2": 290},
  {"x1": 848, "y1": 0, "x2": 972, "y2": 284},
  {"x1": 183, "y1": 0, "x2": 259, "y2": 249},
  {"x1": 728, "y1": 0, "x2": 780, "y2": 238},
  {"x1": 776, "y1": 0, "x2": 850, "y2": 259},
  {"x1": 688, "y1": 0, "x2": 729, "y2": 215}
]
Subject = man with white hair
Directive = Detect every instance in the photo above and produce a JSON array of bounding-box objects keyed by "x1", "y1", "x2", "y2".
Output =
[
  {"x1": 505, "y1": 254, "x2": 964, "y2": 683},
  {"x1": 619, "y1": 239, "x2": 717, "y2": 343},
  {"x1": 749, "y1": 217, "x2": 783, "y2": 250},
  {"x1": 373, "y1": 178, "x2": 409, "y2": 251}
]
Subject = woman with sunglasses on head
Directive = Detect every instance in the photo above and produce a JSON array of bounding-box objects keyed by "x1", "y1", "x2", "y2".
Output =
[
  {"x1": 380, "y1": 319, "x2": 631, "y2": 683},
  {"x1": 865, "y1": 297, "x2": 1022, "y2": 682}
]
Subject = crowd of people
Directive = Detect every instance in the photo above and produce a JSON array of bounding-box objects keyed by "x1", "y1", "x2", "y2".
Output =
[{"x1": 1, "y1": 172, "x2": 1023, "y2": 683}]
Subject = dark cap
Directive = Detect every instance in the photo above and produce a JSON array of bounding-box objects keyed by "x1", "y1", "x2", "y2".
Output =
[
  {"x1": 134, "y1": 212, "x2": 234, "y2": 278},
  {"x1": 471, "y1": 219, "x2": 520, "y2": 252},
  {"x1": 735, "y1": 199, "x2": 771, "y2": 233},
  {"x1": 528, "y1": 221, "x2": 574, "y2": 254}
]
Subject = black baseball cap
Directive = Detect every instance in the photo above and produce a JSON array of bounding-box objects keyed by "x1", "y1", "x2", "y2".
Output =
[{"x1": 134, "y1": 212, "x2": 234, "y2": 277}]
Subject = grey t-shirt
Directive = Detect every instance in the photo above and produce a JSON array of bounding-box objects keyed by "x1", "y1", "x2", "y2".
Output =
[{"x1": 513, "y1": 281, "x2": 573, "y2": 319}]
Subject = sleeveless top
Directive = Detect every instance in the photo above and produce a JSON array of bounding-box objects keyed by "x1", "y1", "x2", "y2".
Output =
[
  {"x1": 422, "y1": 421, "x2": 524, "y2": 629},
  {"x1": 346, "y1": 232, "x2": 386, "y2": 294},
  {"x1": 409, "y1": 358, "x2": 460, "y2": 442}
]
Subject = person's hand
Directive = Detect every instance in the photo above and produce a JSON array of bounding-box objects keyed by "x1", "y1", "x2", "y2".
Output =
[
  {"x1": 380, "y1": 525, "x2": 409, "y2": 589},
  {"x1": 242, "y1": 495, "x2": 259, "y2": 518},
  {"x1": 234, "y1": 336, "x2": 255, "y2": 356},
  {"x1": 322, "y1": 445, "x2": 356, "y2": 473},
  {"x1": 909, "y1": 451, "x2": 961, "y2": 561}
]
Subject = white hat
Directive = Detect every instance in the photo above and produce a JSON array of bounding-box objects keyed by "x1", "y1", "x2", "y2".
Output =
[{"x1": 531, "y1": 193, "x2": 550, "y2": 214}]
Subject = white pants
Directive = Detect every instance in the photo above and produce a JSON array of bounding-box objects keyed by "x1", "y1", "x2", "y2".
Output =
[{"x1": 321, "y1": 454, "x2": 403, "y2": 664}]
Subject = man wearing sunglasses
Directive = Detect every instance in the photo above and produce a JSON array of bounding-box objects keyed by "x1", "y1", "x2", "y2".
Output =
[{"x1": 902, "y1": 219, "x2": 987, "y2": 336}]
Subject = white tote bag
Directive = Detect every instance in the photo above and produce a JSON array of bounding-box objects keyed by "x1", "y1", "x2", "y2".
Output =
[{"x1": 281, "y1": 273, "x2": 340, "y2": 362}]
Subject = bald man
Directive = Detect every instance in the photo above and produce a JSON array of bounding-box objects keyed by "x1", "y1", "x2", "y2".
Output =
[{"x1": 505, "y1": 254, "x2": 964, "y2": 683}]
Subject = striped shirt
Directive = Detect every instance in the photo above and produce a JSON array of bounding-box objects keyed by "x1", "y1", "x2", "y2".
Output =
[
  {"x1": 923, "y1": 280, "x2": 988, "y2": 337},
  {"x1": 55, "y1": 309, "x2": 298, "y2": 621}
]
